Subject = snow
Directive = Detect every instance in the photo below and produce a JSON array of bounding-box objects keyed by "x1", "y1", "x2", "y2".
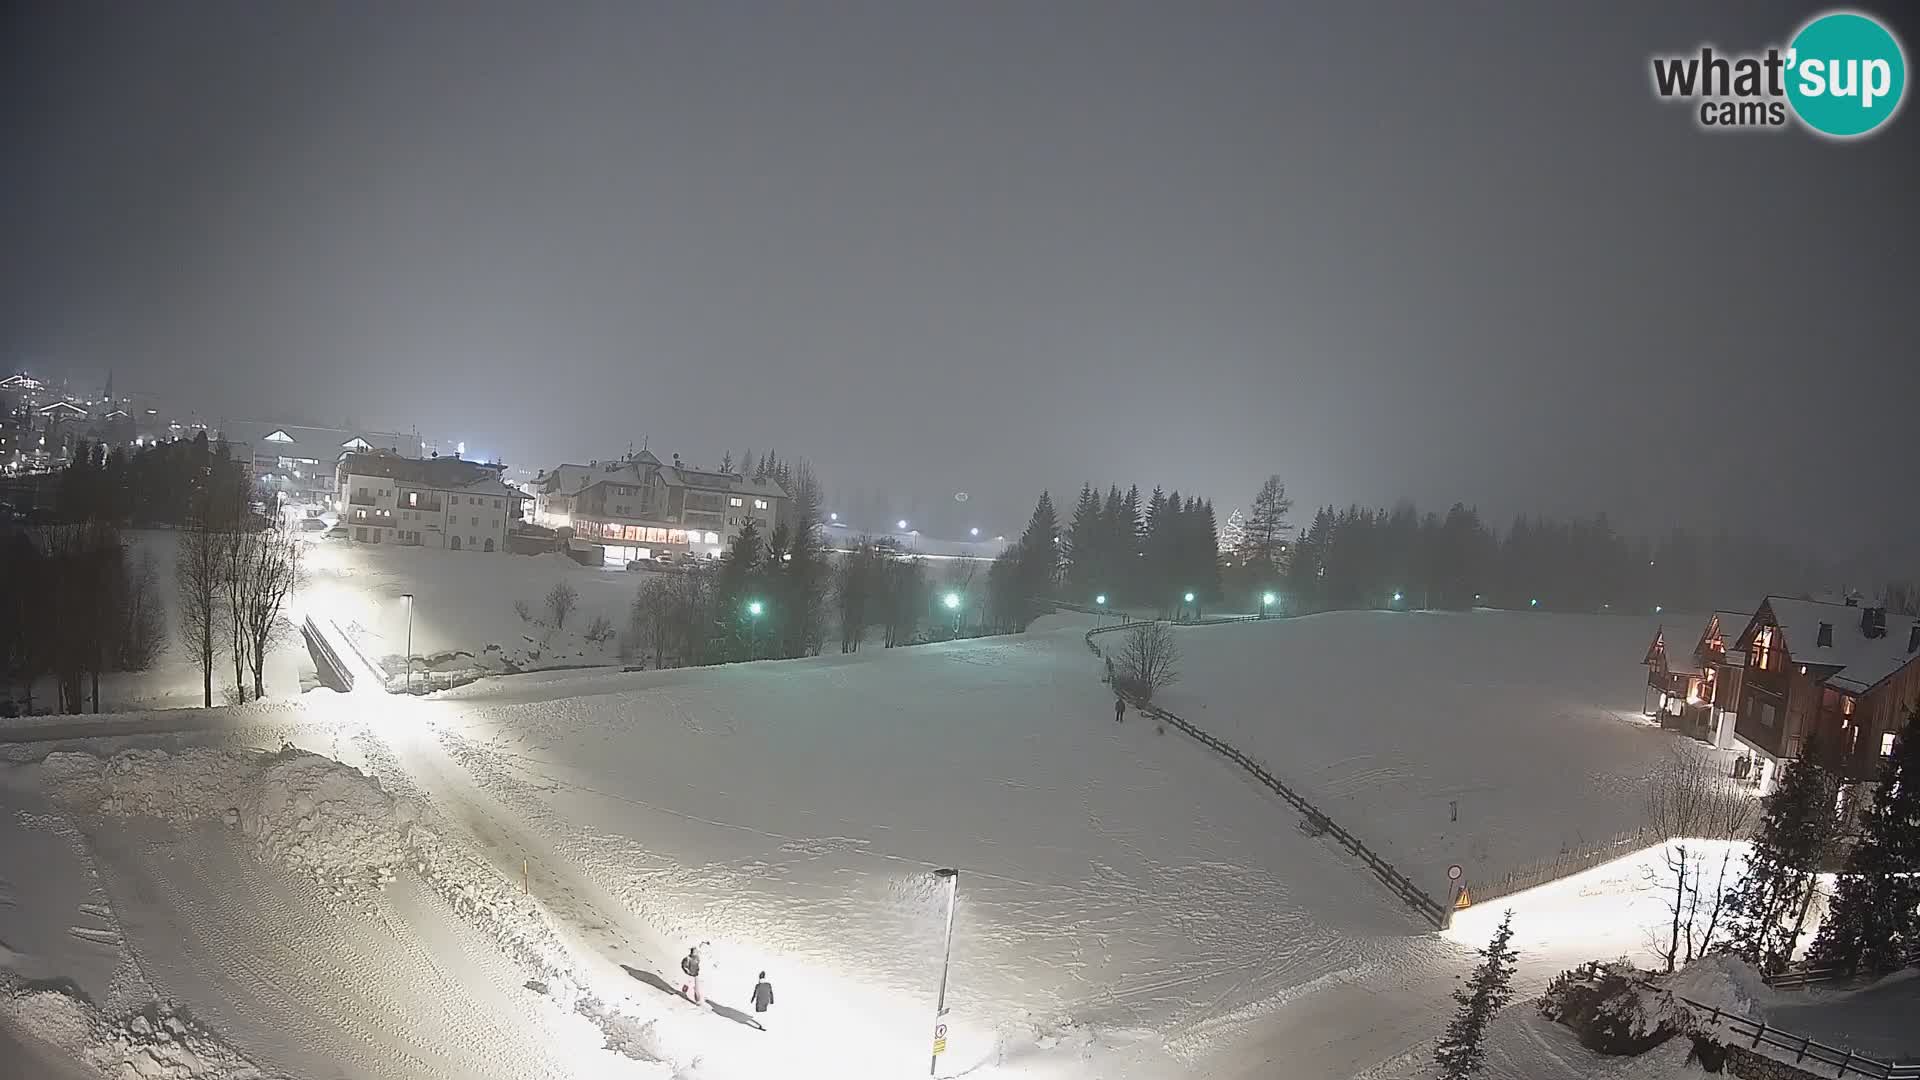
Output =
[
  {"x1": 1156, "y1": 610, "x2": 1714, "y2": 897},
  {"x1": 299, "y1": 540, "x2": 632, "y2": 688},
  {"x1": 0, "y1": 607, "x2": 1903, "y2": 1080}
]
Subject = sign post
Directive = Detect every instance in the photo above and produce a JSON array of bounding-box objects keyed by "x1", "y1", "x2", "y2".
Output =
[
  {"x1": 930, "y1": 868, "x2": 959, "y2": 1076},
  {"x1": 1444, "y1": 864, "x2": 1464, "y2": 929}
]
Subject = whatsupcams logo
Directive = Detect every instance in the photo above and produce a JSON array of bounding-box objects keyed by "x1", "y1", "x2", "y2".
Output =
[{"x1": 1650, "y1": 9, "x2": 1906, "y2": 137}]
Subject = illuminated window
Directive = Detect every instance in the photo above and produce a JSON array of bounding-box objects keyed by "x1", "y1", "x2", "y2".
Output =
[
  {"x1": 1752, "y1": 626, "x2": 1775, "y2": 672},
  {"x1": 408, "y1": 492, "x2": 418, "y2": 507},
  {"x1": 1886, "y1": 732, "x2": 1899, "y2": 756},
  {"x1": 729, "y1": 497, "x2": 743, "y2": 507},
  {"x1": 754, "y1": 499, "x2": 768, "y2": 510}
]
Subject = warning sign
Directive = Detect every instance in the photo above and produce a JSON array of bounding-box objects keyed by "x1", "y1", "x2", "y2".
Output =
[
  {"x1": 1454, "y1": 886, "x2": 1473, "y2": 910},
  {"x1": 932, "y1": 1023, "x2": 948, "y2": 1056}
]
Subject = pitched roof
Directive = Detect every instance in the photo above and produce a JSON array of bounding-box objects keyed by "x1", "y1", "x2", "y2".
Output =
[
  {"x1": 341, "y1": 450, "x2": 504, "y2": 490},
  {"x1": 218, "y1": 421, "x2": 411, "y2": 457},
  {"x1": 1749, "y1": 596, "x2": 1920, "y2": 695}
]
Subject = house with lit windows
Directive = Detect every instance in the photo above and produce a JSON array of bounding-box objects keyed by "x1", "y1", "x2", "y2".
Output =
[
  {"x1": 1641, "y1": 609, "x2": 1750, "y2": 748},
  {"x1": 1725, "y1": 596, "x2": 1920, "y2": 791},
  {"x1": 335, "y1": 450, "x2": 522, "y2": 553},
  {"x1": 531, "y1": 450, "x2": 787, "y2": 566},
  {"x1": 218, "y1": 422, "x2": 414, "y2": 509}
]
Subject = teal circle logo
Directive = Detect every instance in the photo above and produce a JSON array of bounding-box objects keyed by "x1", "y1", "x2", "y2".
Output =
[{"x1": 1786, "y1": 11, "x2": 1906, "y2": 137}]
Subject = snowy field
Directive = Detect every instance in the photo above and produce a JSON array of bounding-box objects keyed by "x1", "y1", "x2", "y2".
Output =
[
  {"x1": 0, "y1": 608, "x2": 1837, "y2": 1080},
  {"x1": 1155, "y1": 610, "x2": 1699, "y2": 900},
  {"x1": 300, "y1": 540, "x2": 635, "y2": 687}
]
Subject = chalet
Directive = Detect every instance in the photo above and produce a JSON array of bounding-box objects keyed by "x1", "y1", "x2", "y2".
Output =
[
  {"x1": 1728, "y1": 596, "x2": 1920, "y2": 790},
  {"x1": 531, "y1": 450, "x2": 787, "y2": 566},
  {"x1": 334, "y1": 450, "x2": 523, "y2": 553},
  {"x1": 1641, "y1": 610, "x2": 1749, "y2": 748}
]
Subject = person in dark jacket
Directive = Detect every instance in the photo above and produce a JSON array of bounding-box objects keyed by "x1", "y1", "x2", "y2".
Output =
[
  {"x1": 1114, "y1": 696, "x2": 1126, "y2": 723},
  {"x1": 751, "y1": 972, "x2": 774, "y2": 1022},
  {"x1": 680, "y1": 946, "x2": 703, "y2": 1003}
]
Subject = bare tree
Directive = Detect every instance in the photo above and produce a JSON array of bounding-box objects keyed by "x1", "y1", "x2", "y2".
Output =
[
  {"x1": 584, "y1": 613, "x2": 614, "y2": 645},
  {"x1": 546, "y1": 580, "x2": 579, "y2": 628},
  {"x1": 1116, "y1": 621, "x2": 1181, "y2": 700},
  {"x1": 834, "y1": 541, "x2": 879, "y2": 653},
  {"x1": 176, "y1": 522, "x2": 225, "y2": 708},
  {"x1": 238, "y1": 532, "x2": 300, "y2": 699},
  {"x1": 1644, "y1": 745, "x2": 1757, "y2": 971},
  {"x1": 219, "y1": 531, "x2": 253, "y2": 703},
  {"x1": 118, "y1": 548, "x2": 168, "y2": 671}
]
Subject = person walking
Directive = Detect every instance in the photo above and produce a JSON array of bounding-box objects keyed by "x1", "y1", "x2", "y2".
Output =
[
  {"x1": 1114, "y1": 696, "x2": 1126, "y2": 723},
  {"x1": 680, "y1": 945, "x2": 704, "y2": 1004},
  {"x1": 751, "y1": 971, "x2": 774, "y2": 1027}
]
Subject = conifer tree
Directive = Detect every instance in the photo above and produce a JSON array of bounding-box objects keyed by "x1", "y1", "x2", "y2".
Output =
[
  {"x1": 1434, "y1": 910, "x2": 1519, "y2": 1079},
  {"x1": 1809, "y1": 708, "x2": 1920, "y2": 975},
  {"x1": 1721, "y1": 734, "x2": 1843, "y2": 974},
  {"x1": 1063, "y1": 484, "x2": 1101, "y2": 596}
]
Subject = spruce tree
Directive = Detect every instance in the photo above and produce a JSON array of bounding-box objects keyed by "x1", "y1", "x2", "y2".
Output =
[
  {"x1": 1195, "y1": 499, "x2": 1222, "y2": 606},
  {"x1": 1721, "y1": 734, "x2": 1842, "y2": 974},
  {"x1": 1434, "y1": 910, "x2": 1519, "y2": 1079},
  {"x1": 1063, "y1": 484, "x2": 1101, "y2": 597},
  {"x1": 1013, "y1": 492, "x2": 1059, "y2": 608},
  {"x1": 1809, "y1": 708, "x2": 1920, "y2": 975}
]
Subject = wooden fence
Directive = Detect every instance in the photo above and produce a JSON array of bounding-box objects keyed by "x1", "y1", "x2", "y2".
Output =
[
  {"x1": 1643, "y1": 980, "x2": 1920, "y2": 1079},
  {"x1": 1083, "y1": 618, "x2": 1450, "y2": 927},
  {"x1": 1765, "y1": 942, "x2": 1920, "y2": 991}
]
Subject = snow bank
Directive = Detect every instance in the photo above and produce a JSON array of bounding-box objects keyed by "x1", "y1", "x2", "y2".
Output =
[
  {"x1": 43, "y1": 746, "x2": 414, "y2": 894},
  {"x1": 0, "y1": 980, "x2": 268, "y2": 1079},
  {"x1": 1661, "y1": 953, "x2": 1769, "y2": 1017}
]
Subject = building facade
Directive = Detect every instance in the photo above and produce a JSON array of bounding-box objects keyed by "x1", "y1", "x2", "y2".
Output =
[
  {"x1": 219, "y1": 422, "x2": 414, "y2": 511},
  {"x1": 336, "y1": 450, "x2": 522, "y2": 553},
  {"x1": 532, "y1": 451, "x2": 787, "y2": 565},
  {"x1": 1642, "y1": 610, "x2": 1749, "y2": 748},
  {"x1": 1728, "y1": 596, "x2": 1920, "y2": 790}
]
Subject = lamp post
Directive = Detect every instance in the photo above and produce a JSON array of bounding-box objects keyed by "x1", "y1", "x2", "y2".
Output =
[
  {"x1": 1183, "y1": 591, "x2": 1195, "y2": 622},
  {"x1": 746, "y1": 599, "x2": 764, "y2": 658},
  {"x1": 930, "y1": 867, "x2": 959, "y2": 1077},
  {"x1": 943, "y1": 591, "x2": 962, "y2": 636},
  {"x1": 1260, "y1": 591, "x2": 1276, "y2": 619},
  {"x1": 401, "y1": 593, "x2": 415, "y2": 693}
]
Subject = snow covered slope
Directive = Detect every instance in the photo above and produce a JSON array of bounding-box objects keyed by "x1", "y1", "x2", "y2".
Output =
[{"x1": 1156, "y1": 610, "x2": 1697, "y2": 899}]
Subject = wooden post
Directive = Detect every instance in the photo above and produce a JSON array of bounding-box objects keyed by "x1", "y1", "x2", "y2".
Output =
[{"x1": 522, "y1": 859, "x2": 529, "y2": 895}]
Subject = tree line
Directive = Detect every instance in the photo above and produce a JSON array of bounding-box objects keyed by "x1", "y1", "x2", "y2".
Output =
[
  {"x1": 1, "y1": 524, "x2": 166, "y2": 714},
  {"x1": 985, "y1": 472, "x2": 1830, "y2": 621},
  {"x1": 55, "y1": 431, "x2": 256, "y2": 527}
]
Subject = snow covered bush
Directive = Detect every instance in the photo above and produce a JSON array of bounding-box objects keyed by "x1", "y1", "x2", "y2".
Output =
[
  {"x1": 545, "y1": 580, "x2": 579, "y2": 628},
  {"x1": 1539, "y1": 959, "x2": 1691, "y2": 1055}
]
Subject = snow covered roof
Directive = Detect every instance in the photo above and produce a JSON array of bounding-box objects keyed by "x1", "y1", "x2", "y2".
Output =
[
  {"x1": 1746, "y1": 596, "x2": 1920, "y2": 696},
  {"x1": 219, "y1": 421, "x2": 411, "y2": 458}
]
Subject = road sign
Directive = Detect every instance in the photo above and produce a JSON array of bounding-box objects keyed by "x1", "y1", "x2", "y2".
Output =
[
  {"x1": 932, "y1": 1023, "x2": 948, "y2": 1056},
  {"x1": 1454, "y1": 886, "x2": 1473, "y2": 910},
  {"x1": 1447, "y1": 864, "x2": 1463, "y2": 882}
]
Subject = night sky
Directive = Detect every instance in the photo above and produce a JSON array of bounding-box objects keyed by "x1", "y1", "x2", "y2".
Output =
[{"x1": 3, "y1": 2, "x2": 1915, "y2": 551}]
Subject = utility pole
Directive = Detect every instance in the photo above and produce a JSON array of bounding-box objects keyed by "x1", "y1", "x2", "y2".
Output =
[{"x1": 930, "y1": 868, "x2": 959, "y2": 1076}]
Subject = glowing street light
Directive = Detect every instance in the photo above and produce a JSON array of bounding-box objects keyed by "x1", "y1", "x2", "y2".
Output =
[
  {"x1": 942, "y1": 592, "x2": 961, "y2": 610},
  {"x1": 1260, "y1": 591, "x2": 1276, "y2": 618},
  {"x1": 1392, "y1": 591, "x2": 1403, "y2": 604},
  {"x1": 898, "y1": 519, "x2": 909, "y2": 531},
  {"x1": 1529, "y1": 598, "x2": 1539, "y2": 608},
  {"x1": 401, "y1": 593, "x2": 415, "y2": 693},
  {"x1": 829, "y1": 512, "x2": 838, "y2": 521},
  {"x1": 747, "y1": 600, "x2": 764, "y2": 617},
  {"x1": 1655, "y1": 605, "x2": 1664, "y2": 614},
  {"x1": 969, "y1": 527, "x2": 979, "y2": 537},
  {"x1": 929, "y1": 868, "x2": 960, "y2": 1077},
  {"x1": 1184, "y1": 592, "x2": 1195, "y2": 603},
  {"x1": 1095, "y1": 594, "x2": 1107, "y2": 606}
]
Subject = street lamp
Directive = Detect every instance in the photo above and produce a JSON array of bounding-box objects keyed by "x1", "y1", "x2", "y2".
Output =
[
  {"x1": 943, "y1": 591, "x2": 962, "y2": 636},
  {"x1": 969, "y1": 527, "x2": 979, "y2": 537},
  {"x1": 930, "y1": 868, "x2": 960, "y2": 1077},
  {"x1": 898, "y1": 519, "x2": 909, "y2": 531},
  {"x1": 1184, "y1": 592, "x2": 1195, "y2": 603},
  {"x1": 1261, "y1": 591, "x2": 1276, "y2": 618},
  {"x1": 746, "y1": 599, "x2": 764, "y2": 658},
  {"x1": 1529, "y1": 598, "x2": 1539, "y2": 608},
  {"x1": 1392, "y1": 591, "x2": 1403, "y2": 605},
  {"x1": 401, "y1": 593, "x2": 415, "y2": 693}
]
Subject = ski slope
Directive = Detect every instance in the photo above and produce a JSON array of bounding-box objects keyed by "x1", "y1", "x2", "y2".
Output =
[
  {"x1": 1, "y1": 608, "x2": 1732, "y2": 1079},
  {"x1": 1155, "y1": 610, "x2": 1697, "y2": 901}
]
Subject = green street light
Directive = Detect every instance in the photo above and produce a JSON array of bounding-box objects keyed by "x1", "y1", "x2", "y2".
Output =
[
  {"x1": 1183, "y1": 592, "x2": 1195, "y2": 603},
  {"x1": 747, "y1": 600, "x2": 764, "y2": 617},
  {"x1": 1261, "y1": 591, "x2": 1276, "y2": 606},
  {"x1": 1392, "y1": 591, "x2": 1403, "y2": 604},
  {"x1": 1095, "y1": 593, "x2": 1107, "y2": 606},
  {"x1": 942, "y1": 592, "x2": 961, "y2": 610},
  {"x1": 1529, "y1": 598, "x2": 1539, "y2": 608}
]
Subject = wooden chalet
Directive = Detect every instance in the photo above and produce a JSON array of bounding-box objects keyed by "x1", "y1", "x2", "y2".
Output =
[
  {"x1": 1641, "y1": 610, "x2": 1749, "y2": 747},
  {"x1": 1728, "y1": 596, "x2": 1920, "y2": 789}
]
